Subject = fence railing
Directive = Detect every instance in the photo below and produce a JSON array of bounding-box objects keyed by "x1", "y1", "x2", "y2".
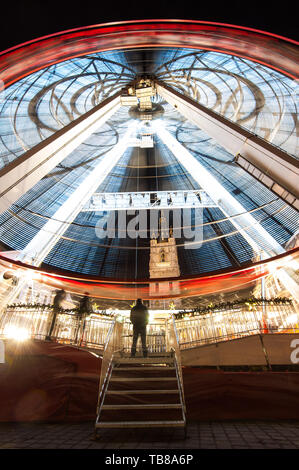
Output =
[
  {"x1": 0, "y1": 306, "x2": 114, "y2": 350},
  {"x1": 0, "y1": 303, "x2": 298, "y2": 352},
  {"x1": 121, "y1": 320, "x2": 167, "y2": 354},
  {"x1": 174, "y1": 303, "x2": 299, "y2": 349}
]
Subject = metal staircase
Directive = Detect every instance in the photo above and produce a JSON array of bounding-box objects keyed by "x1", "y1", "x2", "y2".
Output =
[{"x1": 94, "y1": 318, "x2": 186, "y2": 438}]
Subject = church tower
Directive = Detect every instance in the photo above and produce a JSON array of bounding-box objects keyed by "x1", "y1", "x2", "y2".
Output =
[
  {"x1": 149, "y1": 213, "x2": 181, "y2": 308},
  {"x1": 149, "y1": 235, "x2": 180, "y2": 279}
]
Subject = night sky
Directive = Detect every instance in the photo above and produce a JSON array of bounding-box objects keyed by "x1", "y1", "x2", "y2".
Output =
[{"x1": 0, "y1": 0, "x2": 298, "y2": 52}]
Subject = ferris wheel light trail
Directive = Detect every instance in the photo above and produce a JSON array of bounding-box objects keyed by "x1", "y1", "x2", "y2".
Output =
[
  {"x1": 18, "y1": 121, "x2": 138, "y2": 266},
  {"x1": 153, "y1": 120, "x2": 284, "y2": 256},
  {"x1": 153, "y1": 121, "x2": 299, "y2": 303},
  {"x1": 0, "y1": 92, "x2": 122, "y2": 216}
]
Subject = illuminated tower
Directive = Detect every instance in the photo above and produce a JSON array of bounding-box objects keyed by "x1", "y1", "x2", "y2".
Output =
[{"x1": 149, "y1": 216, "x2": 181, "y2": 308}]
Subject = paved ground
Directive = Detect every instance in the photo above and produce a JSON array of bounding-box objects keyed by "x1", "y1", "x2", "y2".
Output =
[{"x1": 0, "y1": 421, "x2": 299, "y2": 449}]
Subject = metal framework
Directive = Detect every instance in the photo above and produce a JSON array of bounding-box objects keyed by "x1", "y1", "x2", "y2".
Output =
[
  {"x1": 156, "y1": 82, "x2": 299, "y2": 210},
  {"x1": 18, "y1": 122, "x2": 138, "y2": 265},
  {"x1": 82, "y1": 189, "x2": 217, "y2": 211},
  {"x1": 0, "y1": 92, "x2": 122, "y2": 214},
  {"x1": 153, "y1": 121, "x2": 299, "y2": 302},
  {"x1": 153, "y1": 49, "x2": 298, "y2": 158}
]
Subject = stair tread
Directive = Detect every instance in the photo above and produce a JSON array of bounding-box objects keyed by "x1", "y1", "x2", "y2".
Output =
[
  {"x1": 115, "y1": 358, "x2": 174, "y2": 364},
  {"x1": 116, "y1": 353, "x2": 173, "y2": 357},
  {"x1": 96, "y1": 420, "x2": 185, "y2": 428},
  {"x1": 104, "y1": 394, "x2": 181, "y2": 404},
  {"x1": 110, "y1": 377, "x2": 176, "y2": 381},
  {"x1": 106, "y1": 389, "x2": 179, "y2": 394},
  {"x1": 102, "y1": 404, "x2": 181, "y2": 409},
  {"x1": 113, "y1": 367, "x2": 175, "y2": 371}
]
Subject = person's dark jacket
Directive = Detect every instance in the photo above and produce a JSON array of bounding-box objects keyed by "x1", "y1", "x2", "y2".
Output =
[
  {"x1": 53, "y1": 290, "x2": 66, "y2": 310},
  {"x1": 130, "y1": 303, "x2": 149, "y2": 328},
  {"x1": 79, "y1": 296, "x2": 92, "y2": 314}
]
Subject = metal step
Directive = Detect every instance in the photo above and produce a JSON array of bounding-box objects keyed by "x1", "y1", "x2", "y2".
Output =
[
  {"x1": 114, "y1": 358, "x2": 174, "y2": 365},
  {"x1": 110, "y1": 377, "x2": 176, "y2": 382},
  {"x1": 95, "y1": 420, "x2": 185, "y2": 429},
  {"x1": 113, "y1": 367, "x2": 175, "y2": 371},
  {"x1": 106, "y1": 389, "x2": 179, "y2": 395},
  {"x1": 104, "y1": 393, "x2": 181, "y2": 405},
  {"x1": 117, "y1": 352, "x2": 173, "y2": 357},
  {"x1": 102, "y1": 404, "x2": 182, "y2": 410}
]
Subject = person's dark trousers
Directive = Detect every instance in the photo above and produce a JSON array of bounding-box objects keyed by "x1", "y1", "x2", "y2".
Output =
[
  {"x1": 45, "y1": 308, "x2": 59, "y2": 341},
  {"x1": 131, "y1": 325, "x2": 147, "y2": 357}
]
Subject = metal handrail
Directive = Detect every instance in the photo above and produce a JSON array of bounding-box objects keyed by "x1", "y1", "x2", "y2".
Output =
[
  {"x1": 177, "y1": 326, "x2": 299, "y2": 350},
  {"x1": 168, "y1": 316, "x2": 186, "y2": 416},
  {"x1": 96, "y1": 320, "x2": 115, "y2": 423},
  {"x1": 172, "y1": 349, "x2": 187, "y2": 430},
  {"x1": 96, "y1": 319, "x2": 123, "y2": 422}
]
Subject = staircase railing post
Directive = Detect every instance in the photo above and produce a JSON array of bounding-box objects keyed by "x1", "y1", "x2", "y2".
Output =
[
  {"x1": 165, "y1": 318, "x2": 169, "y2": 352},
  {"x1": 114, "y1": 319, "x2": 124, "y2": 352}
]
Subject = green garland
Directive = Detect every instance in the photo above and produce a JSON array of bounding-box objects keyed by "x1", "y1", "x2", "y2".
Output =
[
  {"x1": 7, "y1": 303, "x2": 76, "y2": 313},
  {"x1": 6, "y1": 303, "x2": 115, "y2": 319},
  {"x1": 7, "y1": 298, "x2": 294, "y2": 322},
  {"x1": 174, "y1": 297, "x2": 293, "y2": 320}
]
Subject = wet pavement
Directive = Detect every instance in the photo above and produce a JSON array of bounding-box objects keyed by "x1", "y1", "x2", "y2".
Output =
[{"x1": 0, "y1": 420, "x2": 299, "y2": 449}]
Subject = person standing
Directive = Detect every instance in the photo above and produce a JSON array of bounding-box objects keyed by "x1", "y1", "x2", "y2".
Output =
[
  {"x1": 46, "y1": 289, "x2": 66, "y2": 340},
  {"x1": 79, "y1": 293, "x2": 92, "y2": 316},
  {"x1": 75, "y1": 293, "x2": 92, "y2": 345},
  {"x1": 130, "y1": 298, "x2": 149, "y2": 358}
]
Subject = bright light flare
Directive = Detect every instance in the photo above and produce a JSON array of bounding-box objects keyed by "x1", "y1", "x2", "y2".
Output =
[
  {"x1": 4, "y1": 324, "x2": 30, "y2": 341},
  {"x1": 286, "y1": 314, "x2": 299, "y2": 325},
  {"x1": 148, "y1": 311, "x2": 155, "y2": 323}
]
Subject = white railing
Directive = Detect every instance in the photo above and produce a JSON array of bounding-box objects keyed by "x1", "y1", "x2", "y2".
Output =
[
  {"x1": 0, "y1": 305, "x2": 52, "y2": 340},
  {"x1": 174, "y1": 303, "x2": 299, "y2": 349},
  {"x1": 81, "y1": 317, "x2": 116, "y2": 349},
  {"x1": 1, "y1": 303, "x2": 298, "y2": 353},
  {"x1": 121, "y1": 320, "x2": 167, "y2": 354},
  {"x1": 0, "y1": 305, "x2": 114, "y2": 349}
]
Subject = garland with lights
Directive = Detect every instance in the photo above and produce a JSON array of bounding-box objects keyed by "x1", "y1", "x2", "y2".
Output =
[
  {"x1": 174, "y1": 297, "x2": 293, "y2": 320},
  {"x1": 6, "y1": 303, "x2": 116, "y2": 319},
  {"x1": 7, "y1": 303, "x2": 76, "y2": 313}
]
